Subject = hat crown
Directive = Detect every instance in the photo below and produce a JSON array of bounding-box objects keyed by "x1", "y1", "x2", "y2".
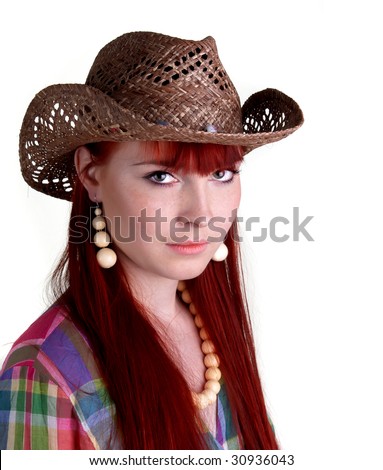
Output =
[
  {"x1": 85, "y1": 32, "x2": 242, "y2": 133},
  {"x1": 19, "y1": 31, "x2": 304, "y2": 201}
]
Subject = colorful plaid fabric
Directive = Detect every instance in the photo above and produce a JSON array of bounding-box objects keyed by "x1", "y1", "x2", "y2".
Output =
[{"x1": 0, "y1": 305, "x2": 241, "y2": 450}]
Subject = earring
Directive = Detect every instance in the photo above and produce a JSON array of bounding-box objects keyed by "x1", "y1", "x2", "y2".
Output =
[
  {"x1": 92, "y1": 204, "x2": 117, "y2": 269},
  {"x1": 212, "y1": 243, "x2": 228, "y2": 262}
]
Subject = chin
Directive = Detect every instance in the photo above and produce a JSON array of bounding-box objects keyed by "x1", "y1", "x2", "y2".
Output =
[{"x1": 165, "y1": 259, "x2": 211, "y2": 281}]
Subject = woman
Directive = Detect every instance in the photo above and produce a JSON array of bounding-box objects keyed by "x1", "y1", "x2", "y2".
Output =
[{"x1": 0, "y1": 31, "x2": 303, "y2": 449}]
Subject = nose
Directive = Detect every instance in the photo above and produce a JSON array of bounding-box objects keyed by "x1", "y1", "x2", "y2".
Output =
[{"x1": 176, "y1": 179, "x2": 213, "y2": 228}]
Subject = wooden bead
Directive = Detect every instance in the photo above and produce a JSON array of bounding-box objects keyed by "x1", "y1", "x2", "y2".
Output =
[
  {"x1": 204, "y1": 353, "x2": 220, "y2": 368},
  {"x1": 201, "y1": 388, "x2": 217, "y2": 404},
  {"x1": 96, "y1": 247, "x2": 117, "y2": 269},
  {"x1": 201, "y1": 340, "x2": 215, "y2": 354},
  {"x1": 177, "y1": 283, "x2": 222, "y2": 411},
  {"x1": 194, "y1": 314, "x2": 204, "y2": 328},
  {"x1": 189, "y1": 302, "x2": 197, "y2": 315},
  {"x1": 205, "y1": 367, "x2": 222, "y2": 382},
  {"x1": 181, "y1": 289, "x2": 192, "y2": 304},
  {"x1": 93, "y1": 230, "x2": 110, "y2": 248},
  {"x1": 199, "y1": 327, "x2": 209, "y2": 340},
  {"x1": 192, "y1": 389, "x2": 217, "y2": 409},
  {"x1": 94, "y1": 207, "x2": 102, "y2": 216},
  {"x1": 192, "y1": 392, "x2": 208, "y2": 410},
  {"x1": 204, "y1": 379, "x2": 221, "y2": 394},
  {"x1": 177, "y1": 280, "x2": 186, "y2": 292},
  {"x1": 92, "y1": 215, "x2": 106, "y2": 230}
]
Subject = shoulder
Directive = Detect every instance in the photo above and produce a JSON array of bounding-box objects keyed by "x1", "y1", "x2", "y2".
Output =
[
  {"x1": 0, "y1": 304, "x2": 115, "y2": 449},
  {"x1": 1, "y1": 304, "x2": 99, "y2": 394}
]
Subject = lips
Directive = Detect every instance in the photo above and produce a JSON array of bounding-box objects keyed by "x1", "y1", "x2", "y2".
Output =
[{"x1": 166, "y1": 241, "x2": 208, "y2": 255}]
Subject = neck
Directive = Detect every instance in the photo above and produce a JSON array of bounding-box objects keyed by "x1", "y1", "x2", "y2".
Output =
[{"x1": 121, "y1": 262, "x2": 183, "y2": 325}]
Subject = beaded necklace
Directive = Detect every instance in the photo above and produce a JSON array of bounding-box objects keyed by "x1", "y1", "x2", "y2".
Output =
[{"x1": 177, "y1": 281, "x2": 222, "y2": 409}]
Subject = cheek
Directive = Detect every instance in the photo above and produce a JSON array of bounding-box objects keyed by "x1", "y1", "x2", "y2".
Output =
[
  {"x1": 105, "y1": 190, "x2": 176, "y2": 244},
  {"x1": 208, "y1": 183, "x2": 241, "y2": 240},
  {"x1": 232, "y1": 182, "x2": 241, "y2": 209},
  {"x1": 220, "y1": 182, "x2": 241, "y2": 217}
]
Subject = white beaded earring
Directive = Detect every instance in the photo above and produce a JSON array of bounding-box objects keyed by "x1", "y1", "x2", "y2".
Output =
[
  {"x1": 92, "y1": 205, "x2": 117, "y2": 269},
  {"x1": 211, "y1": 243, "x2": 228, "y2": 262}
]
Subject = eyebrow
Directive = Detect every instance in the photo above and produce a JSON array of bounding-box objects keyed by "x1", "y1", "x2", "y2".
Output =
[{"x1": 132, "y1": 160, "x2": 173, "y2": 166}]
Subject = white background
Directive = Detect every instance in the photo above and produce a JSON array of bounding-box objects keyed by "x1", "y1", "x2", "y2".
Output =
[{"x1": 1, "y1": 0, "x2": 382, "y2": 467}]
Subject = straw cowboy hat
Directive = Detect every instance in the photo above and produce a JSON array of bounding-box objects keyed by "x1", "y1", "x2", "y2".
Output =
[{"x1": 19, "y1": 31, "x2": 304, "y2": 201}]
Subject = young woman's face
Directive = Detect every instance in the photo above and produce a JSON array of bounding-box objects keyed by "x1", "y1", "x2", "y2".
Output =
[{"x1": 87, "y1": 141, "x2": 241, "y2": 283}]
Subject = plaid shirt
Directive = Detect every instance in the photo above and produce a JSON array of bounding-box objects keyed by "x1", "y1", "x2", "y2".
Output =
[{"x1": 0, "y1": 305, "x2": 241, "y2": 449}]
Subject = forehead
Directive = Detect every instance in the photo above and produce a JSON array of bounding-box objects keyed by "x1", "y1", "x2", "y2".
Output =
[{"x1": 93, "y1": 140, "x2": 244, "y2": 175}]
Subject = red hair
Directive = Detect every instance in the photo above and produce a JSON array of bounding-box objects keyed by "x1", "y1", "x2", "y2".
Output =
[{"x1": 51, "y1": 141, "x2": 278, "y2": 449}]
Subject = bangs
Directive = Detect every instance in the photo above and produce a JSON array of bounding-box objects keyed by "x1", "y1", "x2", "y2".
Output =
[
  {"x1": 86, "y1": 141, "x2": 244, "y2": 175},
  {"x1": 142, "y1": 141, "x2": 244, "y2": 175}
]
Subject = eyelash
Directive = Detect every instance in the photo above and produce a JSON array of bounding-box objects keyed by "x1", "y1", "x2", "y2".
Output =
[
  {"x1": 214, "y1": 169, "x2": 241, "y2": 184},
  {"x1": 145, "y1": 171, "x2": 177, "y2": 186},
  {"x1": 145, "y1": 169, "x2": 241, "y2": 186}
]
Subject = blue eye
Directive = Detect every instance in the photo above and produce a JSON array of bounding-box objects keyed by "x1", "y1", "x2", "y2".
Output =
[
  {"x1": 212, "y1": 169, "x2": 240, "y2": 183},
  {"x1": 146, "y1": 171, "x2": 177, "y2": 185}
]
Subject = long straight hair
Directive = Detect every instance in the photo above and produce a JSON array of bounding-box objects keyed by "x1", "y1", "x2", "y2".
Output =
[{"x1": 51, "y1": 142, "x2": 278, "y2": 449}]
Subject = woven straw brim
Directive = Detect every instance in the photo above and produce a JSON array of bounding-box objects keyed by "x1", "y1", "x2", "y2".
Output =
[{"x1": 20, "y1": 85, "x2": 303, "y2": 201}]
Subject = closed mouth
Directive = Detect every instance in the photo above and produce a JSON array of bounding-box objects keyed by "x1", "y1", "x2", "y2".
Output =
[{"x1": 166, "y1": 241, "x2": 209, "y2": 254}]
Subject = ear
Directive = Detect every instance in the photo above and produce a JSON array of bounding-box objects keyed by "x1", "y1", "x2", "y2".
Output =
[{"x1": 74, "y1": 146, "x2": 100, "y2": 202}]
